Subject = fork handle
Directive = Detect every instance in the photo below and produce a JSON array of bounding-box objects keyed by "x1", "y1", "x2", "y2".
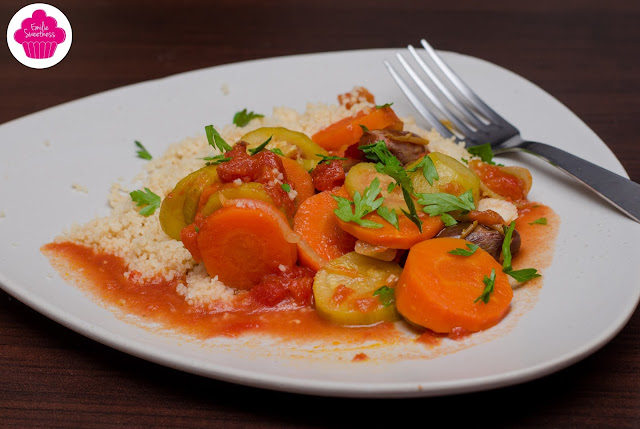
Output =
[{"x1": 502, "y1": 140, "x2": 640, "y2": 223}]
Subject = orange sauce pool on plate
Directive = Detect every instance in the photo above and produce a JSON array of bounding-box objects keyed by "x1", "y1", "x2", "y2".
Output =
[{"x1": 42, "y1": 242, "x2": 397, "y2": 344}]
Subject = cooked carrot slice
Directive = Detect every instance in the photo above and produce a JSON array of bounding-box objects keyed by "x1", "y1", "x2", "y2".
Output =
[
  {"x1": 293, "y1": 188, "x2": 357, "y2": 271},
  {"x1": 197, "y1": 201, "x2": 297, "y2": 290},
  {"x1": 311, "y1": 106, "x2": 403, "y2": 152},
  {"x1": 279, "y1": 156, "x2": 315, "y2": 208},
  {"x1": 336, "y1": 211, "x2": 444, "y2": 250},
  {"x1": 395, "y1": 237, "x2": 513, "y2": 333}
]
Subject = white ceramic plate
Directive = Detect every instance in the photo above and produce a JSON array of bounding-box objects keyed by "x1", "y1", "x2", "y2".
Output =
[{"x1": 1, "y1": 49, "x2": 639, "y2": 398}]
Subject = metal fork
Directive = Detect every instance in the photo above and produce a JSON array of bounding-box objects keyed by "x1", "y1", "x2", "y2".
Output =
[{"x1": 384, "y1": 39, "x2": 640, "y2": 223}]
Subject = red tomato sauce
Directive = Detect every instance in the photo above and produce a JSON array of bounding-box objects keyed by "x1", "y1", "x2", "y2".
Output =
[
  {"x1": 351, "y1": 352, "x2": 370, "y2": 362},
  {"x1": 42, "y1": 204, "x2": 558, "y2": 348},
  {"x1": 416, "y1": 326, "x2": 470, "y2": 346},
  {"x1": 470, "y1": 161, "x2": 526, "y2": 201},
  {"x1": 42, "y1": 242, "x2": 397, "y2": 343},
  {"x1": 311, "y1": 159, "x2": 345, "y2": 191},
  {"x1": 416, "y1": 331, "x2": 442, "y2": 346},
  {"x1": 216, "y1": 142, "x2": 294, "y2": 216}
]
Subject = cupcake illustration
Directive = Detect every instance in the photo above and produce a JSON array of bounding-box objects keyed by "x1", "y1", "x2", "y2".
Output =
[{"x1": 13, "y1": 9, "x2": 66, "y2": 59}]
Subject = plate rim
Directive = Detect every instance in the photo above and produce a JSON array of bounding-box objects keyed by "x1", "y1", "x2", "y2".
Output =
[{"x1": 1, "y1": 47, "x2": 638, "y2": 398}]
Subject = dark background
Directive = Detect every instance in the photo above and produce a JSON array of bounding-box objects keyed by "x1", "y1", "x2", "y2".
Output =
[{"x1": 1, "y1": 0, "x2": 639, "y2": 427}]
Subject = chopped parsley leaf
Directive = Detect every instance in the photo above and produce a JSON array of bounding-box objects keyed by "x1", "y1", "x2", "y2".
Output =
[
  {"x1": 387, "y1": 182, "x2": 396, "y2": 193},
  {"x1": 529, "y1": 217, "x2": 548, "y2": 225},
  {"x1": 203, "y1": 154, "x2": 232, "y2": 165},
  {"x1": 130, "y1": 188, "x2": 161, "y2": 216},
  {"x1": 359, "y1": 140, "x2": 393, "y2": 163},
  {"x1": 359, "y1": 140, "x2": 423, "y2": 232},
  {"x1": 467, "y1": 143, "x2": 496, "y2": 165},
  {"x1": 448, "y1": 243, "x2": 480, "y2": 256},
  {"x1": 475, "y1": 268, "x2": 496, "y2": 304},
  {"x1": 233, "y1": 109, "x2": 264, "y2": 127},
  {"x1": 316, "y1": 154, "x2": 347, "y2": 165},
  {"x1": 281, "y1": 183, "x2": 292, "y2": 193},
  {"x1": 134, "y1": 141, "x2": 152, "y2": 160},
  {"x1": 376, "y1": 206, "x2": 399, "y2": 229},
  {"x1": 417, "y1": 189, "x2": 475, "y2": 217},
  {"x1": 248, "y1": 136, "x2": 272, "y2": 155},
  {"x1": 406, "y1": 155, "x2": 439, "y2": 185},
  {"x1": 507, "y1": 268, "x2": 541, "y2": 282},
  {"x1": 400, "y1": 187, "x2": 423, "y2": 231},
  {"x1": 440, "y1": 212, "x2": 458, "y2": 226},
  {"x1": 205, "y1": 125, "x2": 232, "y2": 152},
  {"x1": 501, "y1": 221, "x2": 516, "y2": 272},
  {"x1": 502, "y1": 221, "x2": 542, "y2": 282},
  {"x1": 373, "y1": 285, "x2": 395, "y2": 307},
  {"x1": 332, "y1": 178, "x2": 384, "y2": 229},
  {"x1": 360, "y1": 141, "x2": 413, "y2": 191}
]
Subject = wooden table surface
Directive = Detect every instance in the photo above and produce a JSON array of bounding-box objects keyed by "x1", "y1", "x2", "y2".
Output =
[{"x1": 1, "y1": 1, "x2": 639, "y2": 427}]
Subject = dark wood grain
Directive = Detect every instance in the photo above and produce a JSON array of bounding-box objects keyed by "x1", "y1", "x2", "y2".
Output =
[{"x1": 1, "y1": 1, "x2": 639, "y2": 427}]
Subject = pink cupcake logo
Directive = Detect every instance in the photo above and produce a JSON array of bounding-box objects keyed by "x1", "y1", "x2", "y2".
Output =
[
  {"x1": 7, "y1": 3, "x2": 72, "y2": 69},
  {"x1": 14, "y1": 9, "x2": 66, "y2": 59}
]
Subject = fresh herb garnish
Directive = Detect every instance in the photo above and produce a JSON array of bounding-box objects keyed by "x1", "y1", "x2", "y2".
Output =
[
  {"x1": 373, "y1": 285, "x2": 395, "y2": 307},
  {"x1": 316, "y1": 154, "x2": 347, "y2": 165},
  {"x1": 205, "y1": 125, "x2": 232, "y2": 152},
  {"x1": 400, "y1": 187, "x2": 423, "y2": 232},
  {"x1": 501, "y1": 221, "x2": 516, "y2": 271},
  {"x1": 359, "y1": 140, "x2": 391, "y2": 162},
  {"x1": 281, "y1": 183, "x2": 292, "y2": 193},
  {"x1": 501, "y1": 221, "x2": 541, "y2": 282},
  {"x1": 376, "y1": 206, "x2": 399, "y2": 230},
  {"x1": 440, "y1": 213, "x2": 458, "y2": 227},
  {"x1": 529, "y1": 217, "x2": 548, "y2": 225},
  {"x1": 360, "y1": 141, "x2": 413, "y2": 190},
  {"x1": 360, "y1": 140, "x2": 423, "y2": 232},
  {"x1": 467, "y1": 143, "x2": 496, "y2": 165},
  {"x1": 359, "y1": 124, "x2": 370, "y2": 133},
  {"x1": 406, "y1": 155, "x2": 439, "y2": 185},
  {"x1": 475, "y1": 268, "x2": 496, "y2": 304},
  {"x1": 202, "y1": 154, "x2": 232, "y2": 165},
  {"x1": 248, "y1": 136, "x2": 272, "y2": 155},
  {"x1": 270, "y1": 148, "x2": 284, "y2": 156},
  {"x1": 448, "y1": 243, "x2": 480, "y2": 256},
  {"x1": 232, "y1": 109, "x2": 264, "y2": 127},
  {"x1": 375, "y1": 102, "x2": 393, "y2": 109},
  {"x1": 506, "y1": 268, "x2": 541, "y2": 282},
  {"x1": 130, "y1": 188, "x2": 161, "y2": 216},
  {"x1": 417, "y1": 189, "x2": 475, "y2": 217},
  {"x1": 134, "y1": 141, "x2": 152, "y2": 160},
  {"x1": 332, "y1": 178, "x2": 384, "y2": 229}
]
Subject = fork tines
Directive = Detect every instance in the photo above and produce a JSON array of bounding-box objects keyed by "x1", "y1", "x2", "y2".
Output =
[{"x1": 384, "y1": 39, "x2": 508, "y2": 144}]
